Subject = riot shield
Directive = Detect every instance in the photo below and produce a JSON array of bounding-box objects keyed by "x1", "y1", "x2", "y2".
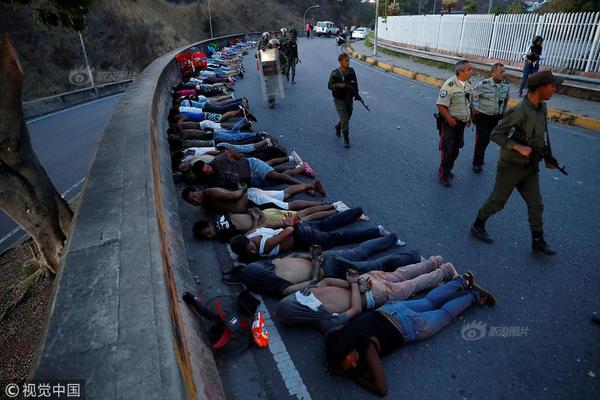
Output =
[{"x1": 258, "y1": 48, "x2": 284, "y2": 105}]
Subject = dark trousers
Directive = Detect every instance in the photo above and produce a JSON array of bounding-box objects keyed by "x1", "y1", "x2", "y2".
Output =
[
  {"x1": 473, "y1": 113, "x2": 501, "y2": 167},
  {"x1": 202, "y1": 99, "x2": 243, "y2": 114},
  {"x1": 294, "y1": 207, "x2": 380, "y2": 250},
  {"x1": 334, "y1": 99, "x2": 354, "y2": 133},
  {"x1": 477, "y1": 162, "x2": 544, "y2": 232},
  {"x1": 322, "y1": 233, "x2": 420, "y2": 278},
  {"x1": 439, "y1": 120, "x2": 465, "y2": 181}
]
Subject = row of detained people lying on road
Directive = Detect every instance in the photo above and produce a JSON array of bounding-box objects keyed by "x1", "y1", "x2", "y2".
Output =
[{"x1": 169, "y1": 40, "x2": 496, "y2": 396}]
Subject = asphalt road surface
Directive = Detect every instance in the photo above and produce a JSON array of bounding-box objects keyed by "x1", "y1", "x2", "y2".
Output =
[
  {"x1": 0, "y1": 94, "x2": 122, "y2": 254},
  {"x1": 184, "y1": 37, "x2": 599, "y2": 400}
]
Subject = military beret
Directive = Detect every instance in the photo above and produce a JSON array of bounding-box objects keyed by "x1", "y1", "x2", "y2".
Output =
[{"x1": 527, "y1": 70, "x2": 564, "y2": 90}]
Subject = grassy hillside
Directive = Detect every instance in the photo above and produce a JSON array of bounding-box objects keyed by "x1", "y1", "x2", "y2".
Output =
[{"x1": 0, "y1": 0, "x2": 374, "y2": 101}]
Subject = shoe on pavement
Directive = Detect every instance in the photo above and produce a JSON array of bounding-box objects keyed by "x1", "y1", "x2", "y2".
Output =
[
  {"x1": 463, "y1": 271, "x2": 496, "y2": 306},
  {"x1": 291, "y1": 150, "x2": 303, "y2": 165},
  {"x1": 301, "y1": 162, "x2": 316, "y2": 177},
  {"x1": 532, "y1": 239, "x2": 558, "y2": 255},
  {"x1": 439, "y1": 178, "x2": 452, "y2": 187},
  {"x1": 471, "y1": 224, "x2": 494, "y2": 243},
  {"x1": 332, "y1": 201, "x2": 350, "y2": 212}
]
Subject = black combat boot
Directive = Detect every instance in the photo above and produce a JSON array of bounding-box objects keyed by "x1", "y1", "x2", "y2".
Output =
[
  {"x1": 342, "y1": 130, "x2": 351, "y2": 148},
  {"x1": 532, "y1": 231, "x2": 557, "y2": 255},
  {"x1": 470, "y1": 218, "x2": 493, "y2": 243},
  {"x1": 335, "y1": 123, "x2": 341, "y2": 137}
]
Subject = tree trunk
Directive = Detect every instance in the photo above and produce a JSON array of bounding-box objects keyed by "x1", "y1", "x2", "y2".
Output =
[{"x1": 0, "y1": 36, "x2": 73, "y2": 274}]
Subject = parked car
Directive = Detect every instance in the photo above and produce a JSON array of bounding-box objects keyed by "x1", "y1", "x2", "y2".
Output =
[
  {"x1": 351, "y1": 27, "x2": 370, "y2": 40},
  {"x1": 314, "y1": 21, "x2": 339, "y2": 37}
]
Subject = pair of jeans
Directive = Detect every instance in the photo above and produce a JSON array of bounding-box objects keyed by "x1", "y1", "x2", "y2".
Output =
[
  {"x1": 216, "y1": 142, "x2": 257, "y2": 154},
  {"x1": 519, "y1": 61, "x2": 540, "y2": 94},
  {"x1": 293, "y1": 207, "x2": 380, "y2": 250},
  {"x1": 204, "y1": 117, "x2": 253, "y2": 143},
  {"x1": 378, "y1": 277, "x2": 478, "y2": 343},
  {"x1": 322, "y1": 233, "x2": 419, "y2": 279}
]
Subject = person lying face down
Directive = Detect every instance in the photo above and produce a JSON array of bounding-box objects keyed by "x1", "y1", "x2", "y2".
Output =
[
  {"x1": 181, "y1": 182, "x2": 325, "y2": 214},
  {"x1": 240, "y1": 234, "x2": 416, "y2": 296},
  {"x1": 274, "y1": 251, "x2": 457, "y2": 333},
  {"x1": 193, "y1": 205, "x2": 338, "y2": 242},
  {"x1": 191, "y1": 149, "x2": 304, "y2": 190},
  {"x1": 229, "y1": 207, "x2": 382, "y2": 261},
  {"x1": 324, "y1": 275, "x2": 496, "y2": 396}
]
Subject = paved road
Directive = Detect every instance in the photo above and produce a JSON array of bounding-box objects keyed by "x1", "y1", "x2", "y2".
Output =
[
  {"x1": 0, "y1": 94, "x2": 122, "y2": 254},
  {"x1": 181, "y1": 37, "x2": 599, "y2": 400}
]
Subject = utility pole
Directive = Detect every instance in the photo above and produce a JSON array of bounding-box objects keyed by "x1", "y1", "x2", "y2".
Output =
[
  {"x1": 78, "y1": 31, "x2": 96, "y2": 94},
  {"x1": 374, "y1": 0, "x2": 379, "y2": 56}
]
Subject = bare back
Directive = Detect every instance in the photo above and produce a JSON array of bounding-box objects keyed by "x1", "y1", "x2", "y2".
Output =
[{"x1": 273, "y1": 257, "x2": 312, "y2": 284}]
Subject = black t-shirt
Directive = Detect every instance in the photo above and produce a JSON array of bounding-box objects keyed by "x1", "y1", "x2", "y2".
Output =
[
  {"x1": 209, "y1": 153, "x2": 251, "y2": 189},
  {"x1": 215, "y1": 213, "x2": 238, "y2": 242},
  {"x1": 527, "y1": 45, "x2": 542, "y2": 62},
  {"x1": 345, "y1": 311, "x2": 404, "y2": 357}
]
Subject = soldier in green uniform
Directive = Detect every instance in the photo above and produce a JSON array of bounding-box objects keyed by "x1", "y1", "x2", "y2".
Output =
[
  {"x1": 328, "y1": 53, "x2": 359, "y2": 148},
  {"x1": 472, "y1": 63, "x2": 510, "y2": 174},
  {"x1": 435, "y1": 60, "x2": 474, "y2": 187},
  {"x1": 470, "y1": 71, "x2": 563, "y2": 256}
]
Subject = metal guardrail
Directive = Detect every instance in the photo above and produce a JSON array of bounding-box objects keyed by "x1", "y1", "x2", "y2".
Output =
[{"x1": 22, "y1": 80, "x2": 133, "y2": 119}]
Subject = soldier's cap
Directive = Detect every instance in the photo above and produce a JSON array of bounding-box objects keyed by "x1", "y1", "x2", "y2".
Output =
[{"x1": 527, "y1": 70, "x2": 564, "y2": 90}]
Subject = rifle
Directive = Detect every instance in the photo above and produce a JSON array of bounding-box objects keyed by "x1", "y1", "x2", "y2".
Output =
[
  {"x1": 507, "y1": 126, "x2": 567, "y2": 175},
  {"x1": 347, "y1": 84, "x2": 370, "y2": 111}
]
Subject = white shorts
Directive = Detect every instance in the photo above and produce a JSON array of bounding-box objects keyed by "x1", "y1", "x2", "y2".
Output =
[{"x1": 247, "y1": 188, "x2": 288, "y2": 210}]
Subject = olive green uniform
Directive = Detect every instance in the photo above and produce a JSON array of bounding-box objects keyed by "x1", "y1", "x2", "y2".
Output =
[
  {"x1": 476, "y1": 97, "x2": 547, "y2": 232},
  {"x1": 435, "y1": 76, "x2": 474, "y2": 181},
  {"x1": 472, "y1": 78, "x2": 510, "y2": 167}
]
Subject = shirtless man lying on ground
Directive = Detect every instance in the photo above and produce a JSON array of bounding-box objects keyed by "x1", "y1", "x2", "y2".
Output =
[
  {"x1": 239, "y1": 234, "x2": 419, "y2": 295},
  {"x1": 275, "y1": 248, "x2": 458, "y2": 332},
  {"x1": 181, "y1": 182, "x2": 326, "y2": 214}
]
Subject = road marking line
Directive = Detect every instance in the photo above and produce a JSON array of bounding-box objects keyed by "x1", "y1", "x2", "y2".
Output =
[
  {"x1": 257, "y1": 297, "x2": 313, "y2": 400},
  {"x1": 224, "y1": 245, "x2": 312, "y2": 400},
  {"x1": 26, "y1": 93, "x2": 123, "y2": 124},
  {"x1": 0, "y1": 177, "x2": 85, "y2": 247}
]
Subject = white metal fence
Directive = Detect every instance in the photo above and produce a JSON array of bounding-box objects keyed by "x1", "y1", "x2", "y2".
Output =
[{"x1": 377, "y1": 12, "x2": 600, "y2": 73}]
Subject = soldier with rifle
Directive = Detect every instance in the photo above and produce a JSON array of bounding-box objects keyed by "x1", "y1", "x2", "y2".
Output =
[
  {"x1": 470, "y1": 71, "x2": 565, "y2": 256},
  {"x1": 328, "y1": 53, "x2": 368, "y2": 148}
]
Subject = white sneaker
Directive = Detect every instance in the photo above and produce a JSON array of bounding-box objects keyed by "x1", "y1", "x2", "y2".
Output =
[
  {"x1": 332, "y1": 201, "x2": 350, "y2": 212},
  {"x1": 291, "y1": 150, "x2": 303, "y2": 165},
  {"x1": 396, "y1": 239, "x2": 406, "y2": 247},
  {"x1": 359, "y1": 214, "x2": 370, "y2": 221}
]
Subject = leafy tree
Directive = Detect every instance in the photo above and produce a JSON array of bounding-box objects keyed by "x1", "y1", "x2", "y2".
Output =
[
  {"x1": 539, "y1": 0, "x2": 599, "y2": 13},
  {"x1": 506, "y1": 0, "x2": 526, "y2": 13},
  {"x1": 463, "y1": 0, "x2": 479, "y2": 13}
]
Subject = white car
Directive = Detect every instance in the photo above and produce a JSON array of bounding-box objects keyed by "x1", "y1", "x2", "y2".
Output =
[
  {"x1": 315, "y1": 21, "x2": 339, "y2": 37},
  {"x1": 351, "y1": 27, "x2": 370, "y2": 40}
]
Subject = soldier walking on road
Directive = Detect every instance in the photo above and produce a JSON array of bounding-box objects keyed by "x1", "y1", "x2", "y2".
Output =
[
  {"x1": 472, "y1": 63, "x2": 510, "y2": 174},
  {"x1": 328, "y1": 53, "x2": 359, "y2": 148},
  {"x1": 282, "y1": 34, "x2": 299, "y2": 84},
  {"x1": 435, "y1": 60, "x2": 474, "y2": 187},
  {"x1": 470, "y1": 71, "x2": 563, "y2": 256}
]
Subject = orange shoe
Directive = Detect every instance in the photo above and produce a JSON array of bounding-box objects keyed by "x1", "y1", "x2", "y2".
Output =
[{"x1": 252, "y1": 312, "x2": 269, "y2": 348}]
